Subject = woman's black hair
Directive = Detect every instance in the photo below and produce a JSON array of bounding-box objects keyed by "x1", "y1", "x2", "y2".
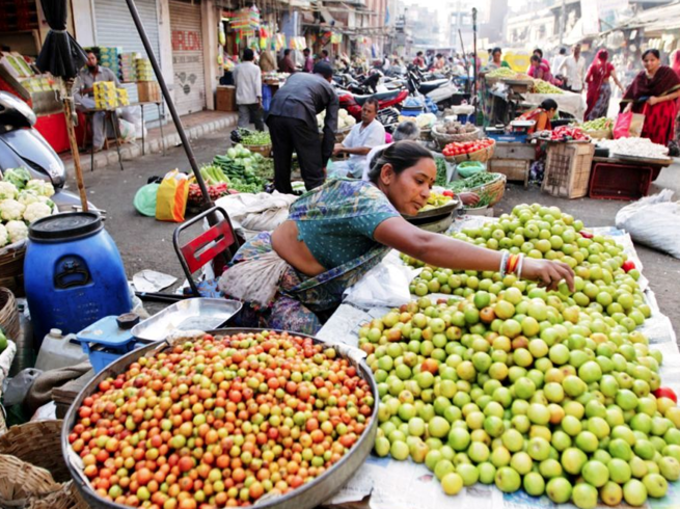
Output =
[
  {"x1": 642, "y1": 49, "x2": 661, "y2": 60},
  {"x1": 534, "y1": 48, "x2": 544, "y2": 58},
  {"x1": 368, "y1": 140, "x2": 433, "y2": 183},
  {"x1": 530, "y1": 55, "x2": 541, "y2": 64},
  {"x1": 540, "y1": 98, "x2": 559, "y2": 111},
  {"x1": 492, "y1": 47, "x2": 502, "y2": 56}
]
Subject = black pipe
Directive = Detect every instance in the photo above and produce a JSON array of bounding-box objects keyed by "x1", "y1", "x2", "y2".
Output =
[{"x1": 124, "y1": 0, "x2": 213, "y2": 209}]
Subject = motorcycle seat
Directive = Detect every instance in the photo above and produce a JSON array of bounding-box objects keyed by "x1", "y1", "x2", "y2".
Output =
[
  {"x1": 353, "y1": 89, "x2": 400, "y2": 105},
  {"x1": 419, "y1": 78, "x2": 449, "y2": 93}
]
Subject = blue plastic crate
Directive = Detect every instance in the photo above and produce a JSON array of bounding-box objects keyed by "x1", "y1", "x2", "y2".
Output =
[{"x1": 486, "y1": 132, "x2": 528, "y2": 143}]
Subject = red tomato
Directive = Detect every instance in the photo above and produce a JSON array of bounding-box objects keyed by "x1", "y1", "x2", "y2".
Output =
[{"x1": 622, "y1": 260, "x2": 636, "y2": 273}]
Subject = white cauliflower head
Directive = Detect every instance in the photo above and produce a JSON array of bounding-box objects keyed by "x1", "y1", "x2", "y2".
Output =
[
  {"x1": 0, "y1": 224, "x2": 7, "y2": 248},
  {"x1": 17, "y1": 190, "x2": 40, "y2": 207},
  {"x1": 5, "y1": 220, "x2": 28, "y2": 244},
  {"x1": 38, "y1": 195, "x2": 56, "y2": 211},
  {"x1": 23, "y1": 202, "x2": 51, "y2": 223},
  {"x1": 0, "y1": 182, "x2": 18, "y2": 201},
  {"x1": 25, "y1": 179, "x2": 55, "y2": 197},
  {"x1": 0, "y1": 199, "x2": 25, "y2": 221}
]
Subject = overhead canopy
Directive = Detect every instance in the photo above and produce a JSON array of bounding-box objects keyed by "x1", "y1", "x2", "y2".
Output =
[{"x1": 602, "y1": 1, "x2": 680, "y2": 34}]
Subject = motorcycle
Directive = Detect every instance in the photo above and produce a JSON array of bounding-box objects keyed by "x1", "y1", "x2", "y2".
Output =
[
  {"x1": 407, "y1": 66, "x2": 468, "y2": 110},
  {"x1": 0, "y1": 91, "x2": 96, "y2": 212},
  {"x1": 337, "y1": 87, "x2": 409, "y2": 132}
]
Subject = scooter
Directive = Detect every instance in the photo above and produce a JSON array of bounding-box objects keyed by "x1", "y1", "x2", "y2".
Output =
[
  {"x1": 0, "y1": 91, "x2": 96, "y2": 212},
  {"x1": 337, "y1": 88, "x2": 408, "y2": 132},
  {"x1": 407, "y1": 67, "x2": 468, "y2": 109}
]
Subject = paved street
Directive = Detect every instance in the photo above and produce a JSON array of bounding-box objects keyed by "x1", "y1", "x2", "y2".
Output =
[{"x1": 69, "y1": 128, "x2": 680, "y2": 335}]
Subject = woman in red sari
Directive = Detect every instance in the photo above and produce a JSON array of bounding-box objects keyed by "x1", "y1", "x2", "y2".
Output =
[
  {"x1": 585, "y1": 49, "x2": 624, "y2": 120},
  {"x1": 622, "y1": 49, "x2": 680, "y2": 146},
  {"x1": 670, "y1": 50, "x2": 680, "y2": 155}
]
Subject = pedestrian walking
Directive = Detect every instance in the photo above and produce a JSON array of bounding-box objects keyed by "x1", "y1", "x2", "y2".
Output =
[
  {"x1": 585, "y1": 49, "x2": 624, "y2": 121},
  {"x1": 303, "y1": 48, "x2": 314, "y2": 73},
  {"x1": 266, "y1": 62, "x2": 338, "y2": 193},
  {"x1": 279, "y1": 49, "x2": 296, "y2": 74},
  {"x1": 559, "y1": 44, "x2": 586, "y2": 92},
  {"x1": 233, "y1": 49, "x2": 264, "y2": 131}
]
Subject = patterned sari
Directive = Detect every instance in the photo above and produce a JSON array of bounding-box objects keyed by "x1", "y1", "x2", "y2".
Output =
[{"x1": 222, "y1": 179, "x2": 396, "y2": 334}]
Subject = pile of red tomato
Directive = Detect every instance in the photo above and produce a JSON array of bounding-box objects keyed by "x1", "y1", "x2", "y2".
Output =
[
  {"x1": 68, "y1": 331, "x2": 373, "y2": 509},
  {"x1": 441, "y1": 138, "x2": 494, "y2": 158}
]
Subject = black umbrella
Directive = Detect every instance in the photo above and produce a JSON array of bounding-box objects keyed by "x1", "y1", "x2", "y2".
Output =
[
  {"x1": 35, "y1": 0, "x2": 87, "y2": 79},
  {"x1": 35, "y1": 0, "x2": 89, "y2": 210}
]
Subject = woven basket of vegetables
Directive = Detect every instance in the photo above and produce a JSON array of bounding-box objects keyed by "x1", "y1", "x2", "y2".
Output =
[
  {"x1": 583, "y1": 129, "x2": 612, "y2": 140},
  {"x1": 446, "y1": 172, "x2": 506, "y2": 208},
  {"x1": 444, "y1": 139, "x2": 496, "y2": 164},
  {"x1": 432, "y1": 123, "x2": 481, "y2": 147},
  {"x1": 242, "y1": 143, "x2": 272, "y2": 158}
]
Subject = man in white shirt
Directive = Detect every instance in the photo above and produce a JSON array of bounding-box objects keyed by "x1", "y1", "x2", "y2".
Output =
[
  {"x1": 551, "y1": 47, "x2": 567, "y2": 78},
  {"x1": 233, "y1": 48, "x2": 264, "y2": 131},
  {"x1": 559, "y1": 44, "x2": 586, "y2": 93},
  {"x1": 330, "y1": 98, "x2": 385, "y2": 178}
]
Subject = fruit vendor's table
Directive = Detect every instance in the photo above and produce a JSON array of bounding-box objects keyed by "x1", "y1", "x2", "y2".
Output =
[
  {"x1": 522, "y1": 91, "x2": 586, "y2": 122},
  {"x1": 317, "y1": 218, "x2": 680, "y2": 509}
]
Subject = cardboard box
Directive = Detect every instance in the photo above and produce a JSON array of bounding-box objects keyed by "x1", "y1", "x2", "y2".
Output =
[
  {"x1": 137, "y1": 81, "x2": 161, "y2": 103},
  {"x1": 216, "y1": 86, "x2": 236, "y2": 112}
]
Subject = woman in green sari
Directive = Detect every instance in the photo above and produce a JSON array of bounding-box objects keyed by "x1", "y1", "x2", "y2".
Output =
[{"x1": 219, "y1": 141, "x2": 574, "y2": 334}]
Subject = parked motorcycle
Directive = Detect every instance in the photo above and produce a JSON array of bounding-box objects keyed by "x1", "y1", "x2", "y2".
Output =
[
  {"x1": 0, "y1": 91, "x2": 96, "y2": 212},
  {"x1": 337, "y1": 88, "x2": 408, "y2": 132},
  {"x1": 407, "y1": 66, "x2": 469, "y2": 110}
]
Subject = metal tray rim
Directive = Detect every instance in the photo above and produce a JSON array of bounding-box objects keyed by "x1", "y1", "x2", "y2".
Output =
[{"x1": 62, "y1": 328, "x2": 379, "y2": 509}]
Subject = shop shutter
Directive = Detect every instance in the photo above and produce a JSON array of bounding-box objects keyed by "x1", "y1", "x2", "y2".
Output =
[
  {"x1": 93, "y1": 0, "x2": 162, "y2": 123},
  {"x1": 169, "y1": 0, "x2": 206, "y2": 116}
]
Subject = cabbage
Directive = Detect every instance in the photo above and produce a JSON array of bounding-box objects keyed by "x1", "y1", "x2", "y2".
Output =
[{"x1": 2, "y1": 168, "x2": 30, "y2": 189}]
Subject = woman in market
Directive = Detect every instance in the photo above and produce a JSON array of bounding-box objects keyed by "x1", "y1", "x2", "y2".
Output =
[
  {"x1": 669, "y1": 50, "x2": 680, "y2": 156},
  {"x1": 585, "y1": 49, "x2": 624, "y2": 121},
  {"x1": 528, "y1": 55, "x2": 553, "y2": 84},
  {"x1": 484, "y1": 48, "x2": 511, "y2": 71},
  {"x1": 622, "y1": 49, "x2": 680, "y2": 146},
  {"x1": 218, "y1": 141, "x2": 574, "y2": 334},
  {"x1": 518, "y1": 98, "x2": 558, "y2": 134}
]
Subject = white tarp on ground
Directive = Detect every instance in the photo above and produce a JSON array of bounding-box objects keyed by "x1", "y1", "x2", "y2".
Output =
[{"x1": 318, "y1": 216, "x2": 680, "y2": 509}]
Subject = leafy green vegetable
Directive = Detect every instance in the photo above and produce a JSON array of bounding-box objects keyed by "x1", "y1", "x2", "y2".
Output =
[{"x1": 3, "y1": 168, "x2": 30, "y2": 189}]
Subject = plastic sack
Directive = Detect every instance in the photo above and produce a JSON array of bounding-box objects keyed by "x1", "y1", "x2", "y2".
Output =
[
  {"x1": 156, "y1": 170, "x2": 189, "y2": 222},
  {"x1": 343, "y1": 251, "x2": 415, "y2": 309},
  {"x1": 457, "y1": 161, "x2": 486, "y2": 179},
  {"x1": 614, "y1": 111, "x2": 645, "y2": 139},
  {"x1": 214, "y1": 191, "x2": 297, "y2": 238},
  {"x1": 118, "y1": 119, "x2": 136, "y2": 143},
  {"x1": 4, "y1": 368, "x2": 42, "y2": 407},
  {"x1": 615, "y1": 189, "x2": 680, "y2": 259}
]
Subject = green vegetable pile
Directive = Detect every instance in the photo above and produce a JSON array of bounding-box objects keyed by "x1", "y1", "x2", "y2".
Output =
[
  {"x1": 435, "y1": 158, "x2": 448, "y2": 187},
  {"x1": 580, "y1": 118, "x2": 614, "y2": 131},
  {"x1": 240, "y1": 130, "x2": 271, "y2": 146},
  {"x1": 213, "y1": 144, "x2": 269, "y2": 193},
  {"x1": 447, "y1": 172, "x2": 499, "y2": 193}
]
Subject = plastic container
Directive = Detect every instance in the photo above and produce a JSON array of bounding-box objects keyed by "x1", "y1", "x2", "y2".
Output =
[
  {"x1": 35, "y1": 328, "x2": 89, "y2": 371},
  {"x1": 76, "y1": 315, "x2": 142, "y2": 373},
  {"x1": 589, "y1": 163, "x2": 653, "y2": 201},
  {"x1": 24, "y1": 212, "x2": 132, "y2": 345}
]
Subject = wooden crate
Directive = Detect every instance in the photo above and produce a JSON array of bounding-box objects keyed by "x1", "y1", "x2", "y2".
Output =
[
  {"x1": 216, "y1": 85, "x2": 236, "y2": 112},
  {"x1": 489, "y1": 159, "x2": 531, "y2": 188},
  {"x1": 493, "y1": 142, "x2": 536, "y2": 161},
  {"x1": 137, "y1": 81, "x2": 161, "y2": 103},
  {"x1": 542, "y1": 142, "x2": 595, "y2": 199}
]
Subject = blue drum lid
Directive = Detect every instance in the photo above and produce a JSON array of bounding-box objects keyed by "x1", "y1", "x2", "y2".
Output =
[{"x1": 29, "y1": 211, "x2": 103, "y2": 242}]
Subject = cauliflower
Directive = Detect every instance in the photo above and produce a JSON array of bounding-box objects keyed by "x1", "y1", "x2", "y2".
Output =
[
  {"x1": 25, "y1": 179, "x2": 55, "y2": 197},
  {"x1": 5, "y1": 220, "x2": 28, "y2": 244},
  {"x1": 17, "y1": 190, "x2": 40, "y2": 207},
  {"x1": 38, "y1": 196, "x2": 56, "y2": 211},
  {"x1": 2, "y1": 168, "x2": 30, "y2": 189},
  {"x1": 0, "y1": 199, "x2": 25, "y2": 221},
  {"x1": 0, "y1": 182, "x2": 18, "y2": 201},
  {"x1": 23, "y1": 202, "x2": 51, "y2": 223},
  {"x1": 0, "y1": 224, "x2": 7, "y2": 248}
]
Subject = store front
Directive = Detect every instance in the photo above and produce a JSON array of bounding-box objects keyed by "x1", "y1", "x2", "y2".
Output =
[{"x1": 170, "y1": 0, "x2": 207, "y2": 116}]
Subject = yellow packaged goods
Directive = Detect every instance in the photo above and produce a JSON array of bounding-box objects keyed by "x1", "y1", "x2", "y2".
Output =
[
  {"x1": 116, "y1": 88, "x2": 129, "y2": 106},
  {"x1": 155, "y1": 170, "x2": 189, "y2": 222},
  {"x1": 93, "y1": 81, "x2": 118, "y2": 110},
  {"x1": 135, "y1": 57, "x2": 154, "y2": 82}
]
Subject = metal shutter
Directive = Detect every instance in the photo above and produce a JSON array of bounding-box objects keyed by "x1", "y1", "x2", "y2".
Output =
[
  {"x1": 169, "y1": 0, "x2": 206, "y2": 116},
  {"x1": 93, "y1": 0, "x2": 162, "y2": 123}
]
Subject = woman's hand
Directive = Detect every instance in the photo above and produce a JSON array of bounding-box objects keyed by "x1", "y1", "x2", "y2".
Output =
[
  {"x1": 521, "y1": 258, "x2": 575, "y2": 292},
  {"x1": 624, "y1": 103, "x2": 633, "y2": 113},
  {"x1": 647, "y1": 96, "x2": 660, "y2": 106},
  {"x1": 459, "y1": 192, "x2": 480, "y2": 206}
]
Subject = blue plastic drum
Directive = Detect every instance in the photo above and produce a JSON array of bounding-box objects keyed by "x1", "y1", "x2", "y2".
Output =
[{"x1": 24, "y1": 212, "x2": 132, "y2": 345}]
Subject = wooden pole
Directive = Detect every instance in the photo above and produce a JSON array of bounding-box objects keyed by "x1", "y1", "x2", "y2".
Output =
[{"x1": 63, "y1": 80, "x2": 88, "y2": 212}]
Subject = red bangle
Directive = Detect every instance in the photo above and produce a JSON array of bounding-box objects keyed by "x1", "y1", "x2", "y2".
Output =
[{"x1": 507, "y1": 254, "x2": 519, "y2": 274}]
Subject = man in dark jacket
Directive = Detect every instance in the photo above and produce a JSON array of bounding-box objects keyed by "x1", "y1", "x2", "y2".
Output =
[{"x1": 266, "y1": 62, "x2": 338, "y2": 193}]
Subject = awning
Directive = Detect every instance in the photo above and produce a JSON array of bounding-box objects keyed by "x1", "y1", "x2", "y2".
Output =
[{"x1": 601, "y1": 1, "x2": 680, "y2": 34}]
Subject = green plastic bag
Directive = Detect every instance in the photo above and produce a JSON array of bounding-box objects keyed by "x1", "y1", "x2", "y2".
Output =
[{"x1": 457, "y1": 161, "x2": 486, "y2": 179}]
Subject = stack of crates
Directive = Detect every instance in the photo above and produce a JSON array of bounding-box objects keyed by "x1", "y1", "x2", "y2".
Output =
[
  {"x1": 93, "y1": 81, "x2": 118, "y2": 110},
  {"x1": 119, "y1": 52, "x2": 138, "y2": 82},
  {"x1": 135, "y1": 57, "x2": 154, "y2": 82},
  {"x1": 97, "y1": 47, "x2": 120, "y2": 77},
  {"x1": 116, "y1": 87, "x2": 129, "y2": 107}
]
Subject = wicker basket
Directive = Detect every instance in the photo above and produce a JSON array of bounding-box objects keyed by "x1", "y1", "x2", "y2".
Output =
[
  {"x1": 419, "y1": 128, "x2": 432, "y2": 141},
  {"x1": 432, "y1": 124, "x2": 481, "y2": 148},
  {"x1": 467, "y1": 173, "x2": 507, "y2": 207},
  {"x1": 446, "y1": 140, "x2": 496, "y2": 164},
  {"x1": 0, "y1": 454, "x2": 60, "y2": 507},
  {"x1": 28, "y1": 481, "x2": 88, "y2": 509},
  {"x1": 0, "y1": 241, "x2": 26, "y2": 298},
  {"x1": 242, "y1": 143, "x2": 272, "y2": 157},
  {"x1": 584, "y1": 128, "x2": 612, "y2": 140},
  {"x1": 0, "y1": 421, "x2": 71, "y2": 483},
  {"x1": 0, "y1": 288, "x2": 20, "y2": 343}
]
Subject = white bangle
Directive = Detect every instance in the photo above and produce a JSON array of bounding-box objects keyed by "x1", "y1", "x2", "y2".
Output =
[
  {"x1": 517, "y1": 254, "x2": 525, "y2": 280},
  {"x1": 499, "y1": 251, "x2": 510, "y2": 279}
]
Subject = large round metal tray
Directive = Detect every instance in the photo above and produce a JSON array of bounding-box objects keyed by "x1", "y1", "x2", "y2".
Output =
[{"x1": 62, "y1": 328, "x2": 379, "y2": 509}]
